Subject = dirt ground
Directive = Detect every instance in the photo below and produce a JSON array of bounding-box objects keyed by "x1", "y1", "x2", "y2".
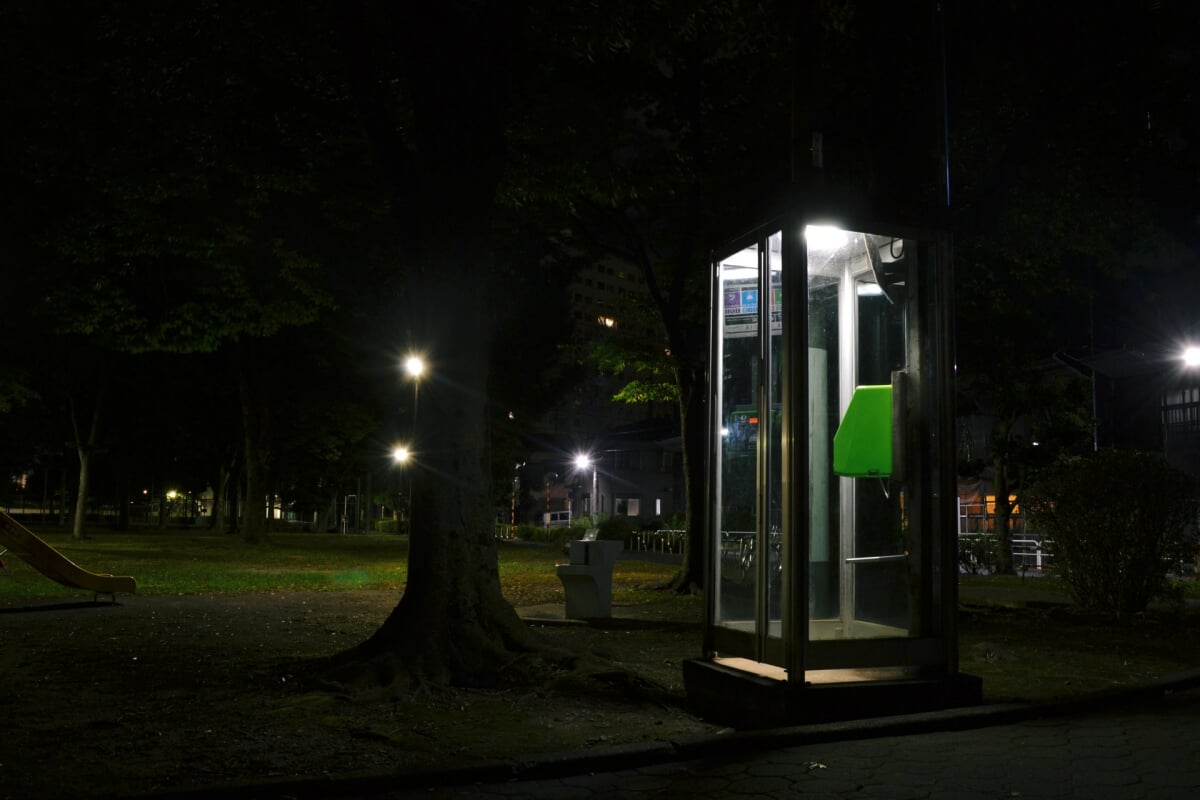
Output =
[
  {"x1": 0, "y1": 590, "x2": 715, "y2": 799},
  {"x1": 2, "y1": 588, "x2": 1198, "y2": 799}
]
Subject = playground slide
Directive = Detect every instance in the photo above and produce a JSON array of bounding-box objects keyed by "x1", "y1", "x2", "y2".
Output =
[{"x1": 0, "y1": 511, "x2": 136, "y2": 597}]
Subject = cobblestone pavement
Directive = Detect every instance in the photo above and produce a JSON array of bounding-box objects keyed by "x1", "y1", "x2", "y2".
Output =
[{"x1": 360, "y1": 688, "x2": 1200, "y2": 800}]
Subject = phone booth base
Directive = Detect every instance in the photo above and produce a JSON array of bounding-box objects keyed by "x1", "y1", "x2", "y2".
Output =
[
  {"x1": 692, "y1": 208, "x2": 981, "y2": 728},
  {"x1": 684, "y1": 659, "x2": 982, "y2": 728}
]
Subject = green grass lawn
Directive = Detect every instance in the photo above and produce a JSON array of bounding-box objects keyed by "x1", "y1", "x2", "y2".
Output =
[
  {"x1": 0, "y1": 527, "x2": 681, "y2": 606},
  {"x1": 960, "y1": 569, "x2": 1200, "y2": 601},
  {"x1": 6, "y1": 525, "x2": 1193, "y2": 609}
]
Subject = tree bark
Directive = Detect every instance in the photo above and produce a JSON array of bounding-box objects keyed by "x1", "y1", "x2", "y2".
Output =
[
  {"x1": 327, "y1": 276, "x2": 541, "y2": 687},
  {"x1": 668, "y1": 362, "x2": 707, "y2": 594},
  {"x1": 68, "y1": 390, "x2": 103, "y2": 540},
  {"x1": 71, "y1": 449, "x2": 91, "y2": 539},
  {"x1": 324, "y1": 0, "x2": 540, "y2": 688},
  {"x1": 990, "y1": 414, "x2": 1018, "y2": 575},
  {"x1": 209, "y1": 461, "x2": 232, "y2": 532},
  {"x1": 238, "y1": 357, "x2": 270, "y2": 544}
]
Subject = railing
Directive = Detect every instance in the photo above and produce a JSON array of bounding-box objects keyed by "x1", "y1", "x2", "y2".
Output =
[
  {"x1": 1011, "y1": 534, "x2": 1053, "y2": 571},
  {"x1": 717, "y1": 529, "x2": 782, "y2": 580},
  {"x1": 958, "y1": 531, "x2": 1053, "y2": 574},
  {"x1": 711, "y1": 529, "x2": 1053, "y2": 578},
  {"x1": 627, "y1": 528, "x2": 687, "y2": 554},
  {"x1": 620, "y1": 524, "x2": 1054, "y2": 575}
]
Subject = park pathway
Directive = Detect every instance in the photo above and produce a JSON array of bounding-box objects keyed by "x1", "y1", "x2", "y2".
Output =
[{"x1": 361, "y1": 687, "x2": 1200, "y2": 800}]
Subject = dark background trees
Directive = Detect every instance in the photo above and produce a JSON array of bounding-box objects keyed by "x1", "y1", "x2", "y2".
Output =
[
  {"x1": 2, "y1": 0, "x2": 396, "y2": 541},
  {"x1": 501, "y1": 0, "x2": 793, "y2": 591},
  {"x1": 948, "y1": 0, "x2": 1200, "y2": 571}
]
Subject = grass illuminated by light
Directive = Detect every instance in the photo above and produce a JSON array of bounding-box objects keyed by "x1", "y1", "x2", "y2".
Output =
[{"x1": 0, "y1": 527, "x2": 682, "y2": 608}]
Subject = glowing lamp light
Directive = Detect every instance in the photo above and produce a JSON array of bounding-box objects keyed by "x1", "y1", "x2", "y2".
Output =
[
  {"x1": 392, "y1": 446, "x2": 411, "y2": 463},
  {"x1": 404, "y1": 355, "x2": 425, "y2": 379},
  {"x1": 805, "y1": 225, "x2": 848, "y2": 251},
  {"x1": 1184, "y1": 346, "x2": 1200, "y2": 367}
]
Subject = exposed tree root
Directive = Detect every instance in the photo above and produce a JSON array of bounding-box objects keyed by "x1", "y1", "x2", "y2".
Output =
[{"x1": 307, "y1": 594, "x2": 574, "y2": 695}]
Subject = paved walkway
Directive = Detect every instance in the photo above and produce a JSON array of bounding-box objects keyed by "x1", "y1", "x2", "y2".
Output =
[{"x1": 337, "y1": 687, "x2": 1200, "y2": 799}]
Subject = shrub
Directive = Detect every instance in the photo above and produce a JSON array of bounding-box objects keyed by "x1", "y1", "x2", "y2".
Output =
[
  {"x1": 958, "y1": 533, "x2": 997, "y2": 575},
  {"x1": 659, "y1": 512, "x2": 686, "y2": 530},
  {"x1": 513, "y1": 523, "x2": 552, "y2": 543},
  {"x1": 1025, "y1": 450, "x2": 1198, "y2": 617},
  {"x1": 596, "y1": 516, "x2": 634, "y2": 545}
]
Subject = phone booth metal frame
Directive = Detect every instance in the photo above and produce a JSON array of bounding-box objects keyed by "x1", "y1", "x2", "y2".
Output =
[{"x1": 684, "y1": 204, "x2": 981, "y2": 726}]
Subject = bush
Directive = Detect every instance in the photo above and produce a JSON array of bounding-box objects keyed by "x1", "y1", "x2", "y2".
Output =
[
  {"x1": 513, "y1": 523, "x2": 551, "y2": 542},
  {"x1": 511, "y1": 522, "x2": 591, "y2": 544},
  {"x1": 958, "y1": 533, "x2": 997, "y2": 575},
  {"x1": 658, "y1": 512, "x2": 686, "y2": 530},
  {"x1": 596, "y1": 516, "x2": 634, "y2": 545},
  {"x1": 1025, "y1": 450, "x2": 1198, "y2": 617}
]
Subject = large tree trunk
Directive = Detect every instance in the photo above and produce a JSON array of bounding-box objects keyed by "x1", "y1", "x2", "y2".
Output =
[
  {"x1": 71, "y1": 449, "x2": 91, "y2": 539},
  {"x1": 238, "y1": 357, "x2": 270, "y2": 544},
  {"x1": 320, "y1": 494, "x2": 338, "y2": 533},
  {"x1": 668, "y1": 362, "x2": 706, "y2": 594},
  {"x1": 991, "y1": 453, "x2": 1016, "y2": 575},
  {"x1": 327, "y1": 277, "x2": 539, "y2": 687},
  {"x1": 990, "y1": 412, "x2": 1017, "y2": 575},
  {"x1": 68, "y1": 391, "x2": 103, "y2": 540},
  {"x1": 113, "y1": 463, "x2": 130, "y2": 531},
  {"x1": 325, "y1": 0, "x2": 537, "y2": 689},
  {"x1": 208, "y1": 461, "x2": 231, "y2": 532}
]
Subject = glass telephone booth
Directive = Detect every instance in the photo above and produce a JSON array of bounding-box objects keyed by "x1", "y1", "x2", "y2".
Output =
[{"x1": 684, "y1": 211, "x2": 980, "y2": 726}]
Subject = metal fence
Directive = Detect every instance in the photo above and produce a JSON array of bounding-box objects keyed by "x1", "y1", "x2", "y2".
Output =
[
  {"x1": 958, "y1": 531, "x2": 1053, "y2": 574},
  {"x1": 627, "y1": 528, "x2": 687, "y2": 554},
  {"x1": 568, "y1": 521, "x2": 1054, "y2": 576},
  {"x1": 625, "y1": 527, "x2": 1054, "y2": 574}
]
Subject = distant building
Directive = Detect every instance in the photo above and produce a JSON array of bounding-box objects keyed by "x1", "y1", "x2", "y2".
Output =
[
  {"x1": 520, "y1": 259, "x2": 684, "y2": 526},
  {"x1": 517, "y1": 419, "x2": 685, "y2": 527},
  {"x1": 1162, "y1": 383, "x2": 1200, "y2": 483}
]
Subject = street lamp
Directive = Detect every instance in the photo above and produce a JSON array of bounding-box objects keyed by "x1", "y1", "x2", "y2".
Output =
[
  {"x1": 404, "y1": 354, "x2": 426, "y2": 425},
  {"x1": 510, "y1": 461, "x2": 524, "y2": 539},
  {"x1": 544, "y1": 471, "x2": 558, "y2": 532},
  {"x1": 401, "y1": 355, "x2": 425, "y2": 535},
  {"x1": 1184, "y1": 346, "x2": 1200, "y2": 367},
  {"x1": 574, "y1": 453, "x2": 598, "y2": 525},
  {"x1": 393, "y1": 445, "x2": 413, "y2": 534}
]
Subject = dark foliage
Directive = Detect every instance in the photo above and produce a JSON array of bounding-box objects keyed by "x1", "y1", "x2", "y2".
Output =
[{"x1": 1026, "y1": 450, "x2": 1198, "y2": 616}]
